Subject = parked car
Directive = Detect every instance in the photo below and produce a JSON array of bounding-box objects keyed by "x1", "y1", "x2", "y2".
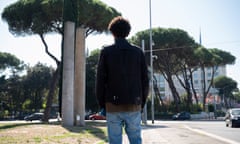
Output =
[
  {"x1": 85, "y1": 113, "x2": 91, "y2": 120},
  {"x1": 225, "y1": 108, "x2": 240, "y2": 128},
  {"x1": 172, "y1": 112, "x2": 191, "y2": 120},
  {"x1": 89, "y1": 113, "x2": 106, "y2": 120},
  {"x1": 24, "y1": 112, "x2": 43, "y2": 121}
]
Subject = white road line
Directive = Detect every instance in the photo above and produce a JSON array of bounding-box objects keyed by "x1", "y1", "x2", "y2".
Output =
[{"x1": 184, "y1": 125, "x2": 240, "y2": 144}]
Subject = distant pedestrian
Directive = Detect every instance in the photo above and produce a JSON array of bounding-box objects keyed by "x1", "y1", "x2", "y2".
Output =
[{"x1": 96, "y1": 16, "x2": 149, "y2": 144}]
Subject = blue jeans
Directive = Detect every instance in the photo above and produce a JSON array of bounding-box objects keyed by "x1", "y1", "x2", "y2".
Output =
[{"x1": 106, "y1": 111, "x2": 142, "y2": 144}]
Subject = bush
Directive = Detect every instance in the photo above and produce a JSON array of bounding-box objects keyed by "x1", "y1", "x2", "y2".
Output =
[
  {"x1": 214, "y1": 110, "x2": 226, "y2": 117},
  {"x1": 208, "y1": 104, "x2": 215, "y2": 112},
  {"x1": 0, "y1": 110, "x2": 9, "y2": 120},
  {"x1": 154, "y1": 112, "x2": 173, "y2": 120}
]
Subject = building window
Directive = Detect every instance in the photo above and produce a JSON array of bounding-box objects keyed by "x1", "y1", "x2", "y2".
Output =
[
  {"x1": 194, "y1": 80, "x2": 198, "y2": 85},
  {"x1": 193, "y1": 73, "x2": 198, "y2": 79},
  {"x1": 207, "y1": 80, "x2": 211, "y2": 84},
  {"x1": 160, "y1": 87, "x2": 165, "y2": 91},
  {"x1": 159, "y1": 75, "x2": 165, "y2": 82},
  {"x1": 207, "y1": 72, "x2": 212, "y2": 77}
]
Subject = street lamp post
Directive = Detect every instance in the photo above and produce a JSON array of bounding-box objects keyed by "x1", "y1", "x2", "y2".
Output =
[
  {"x1": 142, "y1": 40, "x2": 147, "y2": 125},
  {"x1": 149, "y1": 0, "x2": 154, "y2": 124}
]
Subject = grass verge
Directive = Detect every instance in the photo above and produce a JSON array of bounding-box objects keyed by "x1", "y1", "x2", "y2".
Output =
[{"x1": 0, "y1": 121, "x2": 108, "y2": 144}]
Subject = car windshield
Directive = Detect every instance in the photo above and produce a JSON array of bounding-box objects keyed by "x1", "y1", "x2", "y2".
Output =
[{"x1": 232, "y1": 109, "x2": 240, "y2": 115}]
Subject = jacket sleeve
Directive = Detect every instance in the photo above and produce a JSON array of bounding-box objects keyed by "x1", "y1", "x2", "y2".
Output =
[
  {"x1": 96, "y1": 49, "x2": 107, "y2": 109},
  {"x1": 141, "y1": 51, "x2": 150, "y2": 109}
]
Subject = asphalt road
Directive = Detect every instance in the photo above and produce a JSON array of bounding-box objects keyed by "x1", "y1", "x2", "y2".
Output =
[
  {"x1": 145, "y1": 120, "x2": 240, "y2": 144},
  {"x1": 184, "y1": 121, "x2": 240, "y2": 144}
]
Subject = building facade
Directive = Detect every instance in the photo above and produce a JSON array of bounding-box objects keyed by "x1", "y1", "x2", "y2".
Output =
[{"x1": 154, "y1": 65, "x2": 226, "y2": 105}]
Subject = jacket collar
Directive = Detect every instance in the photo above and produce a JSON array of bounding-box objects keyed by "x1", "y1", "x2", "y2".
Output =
[
  {"x1": 114, "y1": 38, "x2": 130, "y2": 49},
  {"x1": 115, "y1": 38, "x2": 128, "y2": 43}
]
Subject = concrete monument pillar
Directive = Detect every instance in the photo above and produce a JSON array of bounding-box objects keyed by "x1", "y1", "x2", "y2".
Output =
[
  {"x1": 61, "y1": 21, "x2": 75, "y2": 126},
  {"x1": 74, "y1": 28, "x2": 86, "y2": 126}
]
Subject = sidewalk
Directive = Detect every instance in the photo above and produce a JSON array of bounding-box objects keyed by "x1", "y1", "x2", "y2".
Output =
[
  {"x1": 122, "y1": 120, "x2": 230, "y2": 144},
  {"x1": 122, "y1": 123, "x2": 169, "y2": 144}
]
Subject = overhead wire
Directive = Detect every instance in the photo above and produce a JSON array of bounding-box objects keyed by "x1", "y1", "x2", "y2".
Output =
[
  {"x1": 143, "y1": 40, "x2": 240, "y2": 53},
  {"x1": 144, "y1": 45, "x2": 195, "y2": 52}
]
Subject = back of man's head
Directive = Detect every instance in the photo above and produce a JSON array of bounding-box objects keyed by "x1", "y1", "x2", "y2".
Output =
[{"x1": 108, "y1": 16, "x2": 131, "y2": 38}]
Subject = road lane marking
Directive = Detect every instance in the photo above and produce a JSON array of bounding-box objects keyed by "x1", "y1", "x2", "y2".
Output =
[{"x1": 184, "y1": 125, "x2": 240, "y2": 144}]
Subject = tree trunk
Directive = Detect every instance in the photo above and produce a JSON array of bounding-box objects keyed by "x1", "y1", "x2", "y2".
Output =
[
  {"x1": 153, "y1": 75, "x2": 165, "y2": 111},
  {"x1": 186, "y1": 87, "x2": 192, "y2": 112},
  {"x1": 189, "y1": 69, "x2": 199, "y2": 105},
  {"x1": 43, "y1": 65, "x2": 61, "y2": 122},
  {"x1": 38, "y1": 34, "x2": 61, "y2": 122},
  {"x1": 175, "y1": 68, "x2": 192, "y2": 112},
  {"x1": 166, "y1": 75, "x2": 180, "y2": 112}
]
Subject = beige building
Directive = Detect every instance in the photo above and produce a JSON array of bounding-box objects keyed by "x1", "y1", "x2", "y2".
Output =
[{"x1": 154, "y1": 65, "x2": 226, "y2": 104}]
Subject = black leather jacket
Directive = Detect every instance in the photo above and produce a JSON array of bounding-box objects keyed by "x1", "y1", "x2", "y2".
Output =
[{"x1": 96, "y1": 38, "x2": 149, "y2": 109}]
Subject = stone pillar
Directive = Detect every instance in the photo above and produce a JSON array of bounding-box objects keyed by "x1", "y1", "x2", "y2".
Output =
[
  {"x1": 74, "y1": 28, "x2": 86, "y2": 126},
  {"x1": 61, "y1": 21, "x2": 75, "y2": 126}
]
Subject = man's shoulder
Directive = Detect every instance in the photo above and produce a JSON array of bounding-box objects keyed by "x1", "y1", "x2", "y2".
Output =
[
  {"x1": 102, "y1": 44, "x2": 115, "y2": 51},
  {"x1": 101, "y1": 43, "x2": 143, "y2": 53},
  {"x1": 130, "y1": 44, "x2": 142, "y2": 51},
  {"x1": 99, "y1": 45, "x2": 113, "y2": 55}
]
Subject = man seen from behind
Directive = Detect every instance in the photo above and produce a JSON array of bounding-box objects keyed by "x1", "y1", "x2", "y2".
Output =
[{"x1": 96, "y1": 16, "x2": 149, "y2": 144}]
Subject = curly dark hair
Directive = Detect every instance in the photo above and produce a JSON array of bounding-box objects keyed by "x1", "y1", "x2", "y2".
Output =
[{"x1": 108, "y1": 16, "x2": 131, "y2": 38}]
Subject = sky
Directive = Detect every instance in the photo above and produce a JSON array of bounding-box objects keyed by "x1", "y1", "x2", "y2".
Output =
[{"x1": 0, "y1": 0, "x2": 240, "y2": 88}]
